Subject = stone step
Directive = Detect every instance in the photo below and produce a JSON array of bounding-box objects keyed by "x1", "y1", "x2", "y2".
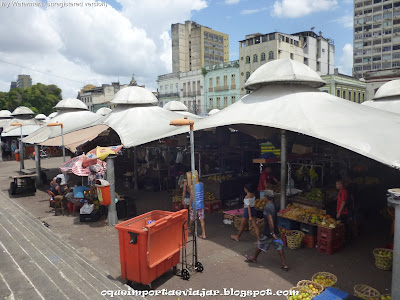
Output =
[{"x1": 0, "y1": 191, "x2": 129, "y2": 300}]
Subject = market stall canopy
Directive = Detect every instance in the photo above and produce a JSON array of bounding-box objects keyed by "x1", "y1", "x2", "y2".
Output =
[
  {"x1": 362, "y1": 79, "x2": 400, "y2": 114},
  {"x1": 0, "y1": 110, "x2": 12, "y2": 129},
  {"x1": 101, "y1": 86, "x2": 185, "y2": 147},
  {"x1": 35, "y1": 114, "x2": 47, "y2": 121},
  {"x1": 208, "y1": 109, "x2": 220, "y2": 115},
  {"x1": 1, "y1": 106, "x2": 41, "y2": 134},
  {"x1": 48, "y1": 112, "x2": 58, "y2": 119},
  {"x1": 1, "y1": 124, "x2": 42, "y2": 137},
  {"x1": 22, "y1": 98, "x2": 103, "y2": 144},
  {"x1": 163, "y1": 101, "x2": 203, "y2": 119},
  {"x1": 96, "y1": 107, "x2": 112, "y2": 116},
  {"x1": 165, "y1": 59, "x2": 400, "y2": 169}
]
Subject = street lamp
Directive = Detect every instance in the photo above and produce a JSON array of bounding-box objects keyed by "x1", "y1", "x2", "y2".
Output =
[
  {"x1": 11, "y1": 123, "x2": 24, "y2": 171},
  {"x1": 47, "y1": 122, "x2": 65, "y2": 162},
  {"x1": 170, "y1": 118, "x2": 197, "y2": 236}
]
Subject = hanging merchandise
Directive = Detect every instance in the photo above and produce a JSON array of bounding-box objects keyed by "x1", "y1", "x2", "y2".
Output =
[{"x1": 176, "y1": 151, "x2": 183, "y2": 164}]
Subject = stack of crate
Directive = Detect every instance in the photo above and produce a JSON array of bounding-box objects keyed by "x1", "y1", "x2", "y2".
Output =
[
  {"x1": 317, "y1": 224, "x2": 345, "y2": 254},
  {"x1": 300, "y1": 223, "x2": 317, "y2": 248}
]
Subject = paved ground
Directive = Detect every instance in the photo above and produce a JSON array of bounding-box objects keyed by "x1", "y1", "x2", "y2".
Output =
[{"x1": 0, "y1": 157, "x2": 393, "y2": 299}]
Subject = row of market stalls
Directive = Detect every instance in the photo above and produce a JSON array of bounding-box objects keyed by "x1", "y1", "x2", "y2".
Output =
[{"x1": 11, "y1": 59, "x2": 400, "y2": 297}]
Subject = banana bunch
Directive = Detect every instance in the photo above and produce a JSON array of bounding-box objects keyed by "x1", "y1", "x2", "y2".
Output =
[
  {"x1": 309, "y1": 166, "x2": 318, "y2": 181},
  {"x1": 205, "y1": 192, "x2": 216, "y2": 202},
  {"x1": 208, "y1": 175, "x2": 232, "y2": 182},
  {"x1": 172, "y1": 195, "x2": 182, "y2": 203},
  {"x1": 296, "y1": 165, "x2": 305, "y2": 180}
]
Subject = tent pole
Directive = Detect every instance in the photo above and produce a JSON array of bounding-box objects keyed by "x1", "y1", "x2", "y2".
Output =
[
  {"x1": 389, "y1": 195, "x2": 400, "y2": 299},
  {"x1": 190, "y1": 126, "x2": 197, "y2": 242},
  {"x1": 133, "y1": 147, "x2": 138, "y2": 191},
  {"x1": 280, "y1": 129, "x2": 287, "y2": 210},
  {"x1": 107, "y1": 155, "x2": 118, "y2": 226},
  {"x1": 20, "y1": 127, "x2": 24, "y2": 171},
  {"x1": 35, "y1": 144, "x2": 41, "y2": 187}
]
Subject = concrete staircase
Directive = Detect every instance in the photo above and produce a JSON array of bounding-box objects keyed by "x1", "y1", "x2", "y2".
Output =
[{"x1": 0, "y1": 191, "x2": 133, "y2": 300}]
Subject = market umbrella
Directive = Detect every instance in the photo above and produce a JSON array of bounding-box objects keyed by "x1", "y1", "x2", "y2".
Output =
[
  {"x1": 60, "y1": 154, "x2": 106, "y2": 176},
  {"x1": 86, "y1": 145, "x2": 123, "y2": 160},
  {"x1": 22, "y1": 98, "x2": 103, "y2": 145},
  {"x1": 362, "y1": 79, "x2": 400, "y2": 114}
]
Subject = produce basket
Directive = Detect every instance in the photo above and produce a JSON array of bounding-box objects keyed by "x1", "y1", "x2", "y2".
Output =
[
  {"x1": 312, "y1": 272, "x2": 337, "y2": 287},
  {"x1": 297, "y1": 280, "x2": 324, "y2": 296},
  {"x1": 285, "y1": 230, "x2": 305, "y2": 249},
  {"x1": 286, "y1": 286, "x2": 313, "y2": 300},
  {"x1": 379, "y1": 294, "x2": 391, "y2": 300},
  {"x1": 373, "y1": 248, "x2": 393, "y2": 270},
  {"x1": 354, "y1": 284, "x2": 380, "y2": 300}
]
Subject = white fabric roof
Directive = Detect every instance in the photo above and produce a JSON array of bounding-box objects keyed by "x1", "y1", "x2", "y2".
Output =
[
  {"x1": 373, "y1": 79, "x2": 400, "y2": 100},
  {"x1": 111, "y1": 86, "x2": 158, "y2": 105},
  {"x1": 2, "y1": 117, "x2": 41, "y2": 133},
  {"x1": 245, "y1": 58, "x2": 326, "y2": 90},
  {"x1": 164, "y1": 101, "x2": 188, "y2": 111},
  {"x1": 175, "y1": 111, "x2": 203, "y2": 119},
  {"x1": 54, "y1": 98, "x2": 88, "y2": 111},
  {"x1": 11, "y1": 106, "x2": 35, "y2": 116},
  {"x1": 362, "y1": 100, "x2": 400, "y2": 115},
  {"x1": 102, "y1": 104, "x2": 185, "y2": 148},
  {"x1": 48, "y1": 112, "x2": 58, "y2": 118},
  {"x1": 208, "y1": 109, "x2": 220, "y2": 115},
  {"x1": 96, "y1": 107, "x2": 112, "y2": 116},
  {"x1": 35, "y1": 114, "x2": 47, "y2": 120},
  {"x1": 0, "y1": 110, "x2": 11, "y2": 118},
  {"x1": 22, "y1": 110, "x2": 103, "y2": 144},
  {"x1": 168, "y1": 83, "x2": 400, "y2": 169},
  {"x1": 2, "y1": 125, "x2": 42, "y2": 137}
]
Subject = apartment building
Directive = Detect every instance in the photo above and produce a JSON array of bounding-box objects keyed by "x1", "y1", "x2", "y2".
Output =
[
  {"x1": 353, "y1": 0, "x2": 400, "y2": 78},
  {"x1": 171, "y1": 21, "x2": 229, "y2": 73},
  {"x1": 239, "y1": 31, "x2": 335, "y2": 97}
]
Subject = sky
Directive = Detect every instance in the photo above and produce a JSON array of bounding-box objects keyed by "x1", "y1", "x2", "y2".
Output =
[{"x1": 0, "y1": 0, "x2": 354, "y2": 99}]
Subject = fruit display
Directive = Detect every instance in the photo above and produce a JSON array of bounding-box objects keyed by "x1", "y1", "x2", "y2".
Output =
[
  {"x1": 207, "y1": 174, "x2": 232, "y2": 182},
  {"x1": 309, "y1": 166, "x2": 318, "y2": 181},
  {"x1": 353, "y1": 176, "x2": 380, "y2": 186},
  {"x1": 172, "y1": 195, "x2": 182, "y2": 203},
  {"x1": 282, "y1": 204, "x2": 325, "y2": 224},
  {"x1": 287, "y1": 287, "x2": 313, "y2": 300},
  {"x1": 255, "y1": 199, "x2": 267, "y2": 210},
  {"x1": 318, "y1": 216, "x2": 341, "y2": 228},
  {"x1": 380, "y1": 295, "x2": 392, "y2": 300},
  {"x1": 373, "y1": 248, "x2": 393, "y2": 270},
  {"x1": 312, "y1": 273, "x2": 336, "y2": 287},
  {"x1": 265, "y1": 183, "x2": 280, "y2": 193},
  {"x1": 205, "y1": 192, "x2": 216, "y2": 202},
  {"x1": 296, "y1": 165, "x2": 306, "y2": 180},
  {"x1": 305, "y1": 188, "x2": 323, "y2": 203}
]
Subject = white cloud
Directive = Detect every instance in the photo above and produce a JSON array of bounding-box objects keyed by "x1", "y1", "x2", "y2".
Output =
[
  {"x1": 331, "y1": 14, "x2": 353, "y2": 28},
  {"x1": 0, "y1": 0, "x2": 207, "y2": 98},
  {"x1": 241, "y1": 7, "x2": 268, "y2": 15},
  {"x1": 273, "y1": 0, "x2": 338, "y2": 18},
  {"x1": 337, "y1": 43, "x2": 353, "y2": 76},
  {"x1": 225, "y1": 0, "x2": 240, "y2": 4}
]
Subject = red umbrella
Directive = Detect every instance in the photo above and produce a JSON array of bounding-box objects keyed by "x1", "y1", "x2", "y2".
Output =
[{"x1": 60, "y1": 154, "x2": 106, "y2": 176}]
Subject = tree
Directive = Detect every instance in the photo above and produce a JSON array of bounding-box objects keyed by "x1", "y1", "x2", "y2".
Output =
[{"x1": 0, "y1": 84, "x2": 62, "y2": 115}]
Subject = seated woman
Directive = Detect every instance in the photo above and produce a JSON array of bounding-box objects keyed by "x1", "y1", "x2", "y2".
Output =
[{"x1": 50, "y1": 178, "x2": 63, "y2": 196}]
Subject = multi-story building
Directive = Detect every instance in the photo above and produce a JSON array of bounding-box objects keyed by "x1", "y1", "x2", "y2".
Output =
[
  {"x1": 171, "y1": 21, "x2": 229, "y2": 73},
  {"x1": 364, "y1": 67, "x2": 400, "y2": 99},
  {"x1": 10, "y1": 75, "x2": 32, "y2": 90},
  {"x1": 77, "y1": 76, "x2": 138, "y2": 112},
  {"x1": 320, "y1": 68, "x2": 367, "y2": 103},
  {"x1": 204, "y1": 60, "x2": 240, "y2": 112},
  {"x1": 353, "y1": 0, "x2": 400, "y2": 79},
  {"x1": 157, "y1": 70, "x2": 205, "y2": 115},
  {"x1": 239, "y1": 31, "x2": 335, "y2": 97}
]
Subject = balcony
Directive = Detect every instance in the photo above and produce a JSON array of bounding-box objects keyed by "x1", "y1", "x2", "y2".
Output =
[
  {"x1": 183, "y1": 92, "x2": 201, "y2": 98},
  {"x1": 214, "y1": 86, "x2": 229, "y2": 92},
  {"x1": 159, "y1": 92, "x2": 179, "y2": 99}
]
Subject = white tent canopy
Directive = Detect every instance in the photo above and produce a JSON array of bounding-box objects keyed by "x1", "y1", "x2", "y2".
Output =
[
  {"x1": 48, "y1": 112, "x2": 58, "y2": 119},
  {"x1": 2, "y1": 106, "x2": 41, "y2": 134},
  {"x1": 163, "y1": 101, "x2": 203, "y2": 119},
  {"x1": 96, "y1": 107, "x2": 112, "y2": 116},
  {"x1": 362, "y1": 79, "x2": 400, "y2": 114},
  {"x1": 208, "y1": 109, "x2": 220, "y2": 116},
  {"x1": 164, "y1": 59, "x2": 400, "y2": 169},
  {"x1": 0, "y1": 110, "x2": 11, "y2": 118},
  {"x1": 35, "y1": 114, "x2": 47, "y2": 120},
  {"x1": 54, "y1": 98, "x2": 88, "y2": 111},
  {"x1": 2, "y1": 124, "x2": 42, "y2": 137}
]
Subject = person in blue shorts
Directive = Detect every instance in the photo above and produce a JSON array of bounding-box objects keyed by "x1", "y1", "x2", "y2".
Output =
[
  {"x1": 245, "y1": 193, "x2": 288, "y2": 271},
  {"x1": 231, "y1": 183, "x2": 260, "y2": 242}
]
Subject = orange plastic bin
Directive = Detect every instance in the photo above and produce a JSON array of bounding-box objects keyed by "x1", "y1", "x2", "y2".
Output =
[
  {"x1": 115, "y1": 210, "x2": 188, "y2": 286},
  {"x1": 95, "y1": 179, "x2": 110, "y2": 206}
]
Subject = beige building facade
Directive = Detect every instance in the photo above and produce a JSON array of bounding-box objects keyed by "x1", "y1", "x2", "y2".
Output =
[
  {"x1": 171, "y1": 21, "x2": 229, "y2": 73},
  {"x1": 239, "y1": 31, "x2": 335, "y2": 97}
]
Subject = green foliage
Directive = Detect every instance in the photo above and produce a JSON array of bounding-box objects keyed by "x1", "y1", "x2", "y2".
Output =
[
  {"x1": 0, "y1": 84, "x2": 62, "y2": 115},
  {"x1": 201, "y1": 67, "x2": 208, "y2": 77}
]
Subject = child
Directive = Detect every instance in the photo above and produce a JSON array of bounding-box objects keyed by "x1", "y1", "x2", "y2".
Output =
[{"x1": 231, "y1": 183, "x2": 260, "y2": 241}]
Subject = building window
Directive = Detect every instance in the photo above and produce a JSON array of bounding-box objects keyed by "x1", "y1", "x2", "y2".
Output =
[
  {"x1": 337, "y1": 90, "x2": 340, "y2": 97},
  {"x1": 216, "y1": 76, "x2": 220, "y2": 87},
  {"x1": 261, "y1": 53, "x2": 266, "y2": 61},
  {"x1": 317, "y1": 62, "x2": 321, "y2": 72},
  {"x1": 268, "y1": 51, "x2": 274, "y2": 60},
  {"x1": 231, "y1": 96, "x2": 236, "y2": 104},
  {"x1": 216, "y1": 97, "x2": 221, "y2": 109},
  {"x1": 246, "y1": 72, "x2": 250, "y2": 80},
  {"x1": 197, "y1": 81, "x2": 201, "y2": 95},
  {"x1": 343, "y1": 90, "x2": 346, "y2": 99},
  {"x1": 209, "y1": 78, "x2": 213, "y2": 88},
  {"x1": 165, "y1": 85, "x2": 168, "y2": 93},
  {"x1": 246, "y1": 56, "x2": 250, "y2": 64},
  {"x1": 231, "y1": 74, "x2": 236, "y2": 87},
  {"x1": 170, "y1": 84, "x2": 173, "y2": 93},
  {"x1": 223, "y1": 75, "x2": 228, "y2": 87},
  {"x1": 160, "y1": 86, "x2": 163, "y2": 93},
  {"x1": 209, "y1": 98, "x2": 213, "y2": 109},
  {"x1": 224, "y1": 96, "x2": 228, "y2": 107},
  {"x1": 253, "y1": 54, "x2": 258, "y2": 62},
  {"x1": 353, "y1": 91, "x2": 356, "y2": 102},
  {"x1": 358, "y1": 92, "x2": 361, "y2": 102},
  {"x1": 362, "y1": 93, "x2": 365, "y2": 102}
]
